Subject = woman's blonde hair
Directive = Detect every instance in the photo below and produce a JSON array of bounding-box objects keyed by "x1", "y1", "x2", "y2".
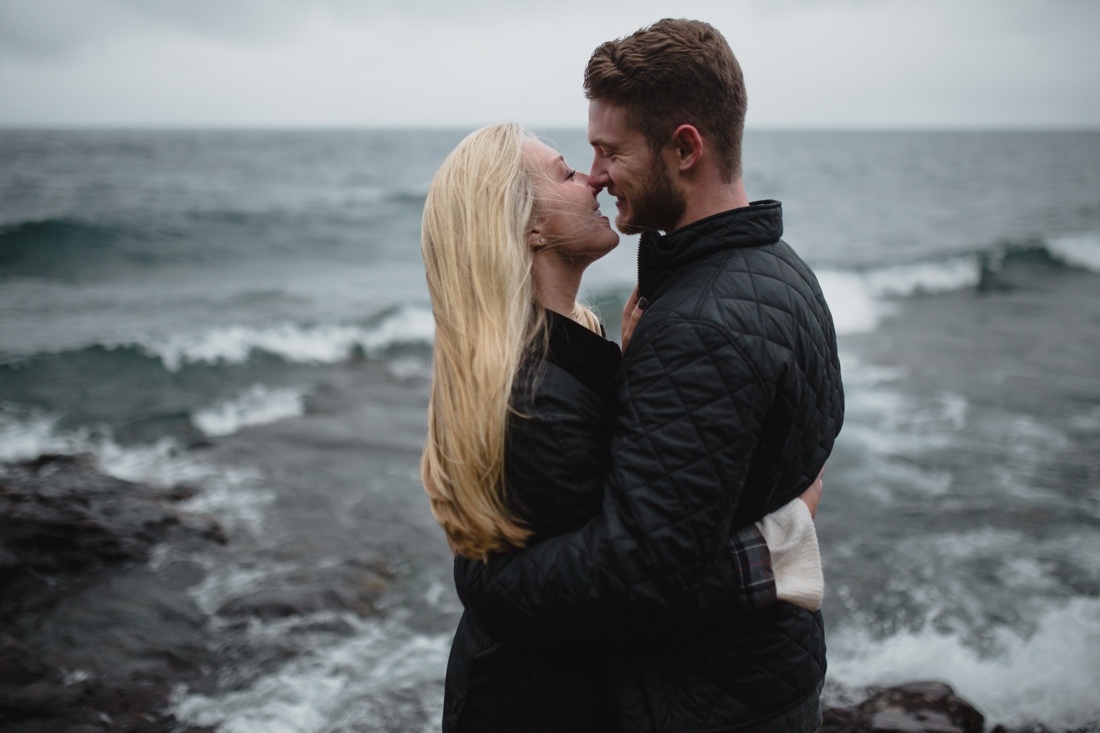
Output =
[{"x1": 420, "y1": 123, "x2": 551, "y2": 560}]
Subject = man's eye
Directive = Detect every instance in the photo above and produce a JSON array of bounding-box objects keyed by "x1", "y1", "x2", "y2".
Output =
[{"x1": 566, "y1": 169, "x2": 577, "y2": 180}]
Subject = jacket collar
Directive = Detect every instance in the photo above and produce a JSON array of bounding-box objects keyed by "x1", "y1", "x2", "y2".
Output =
[
  {"x1": 638, "y1": 199, "x2": 784, "y2": 299},
  {"x1": 544, "y1": 309, "x2": 621, "y2": 394}
]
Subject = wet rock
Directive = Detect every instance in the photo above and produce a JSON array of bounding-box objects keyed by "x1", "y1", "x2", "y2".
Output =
[
  {"x1": 217, "y1": 557, "x2": 393, "y2": 620},
  {"x1": 218, "y1": 586, "x2": 361, "y2": 619},
  {"x1": 0, "y1": 454, "x2": 225, "y2": 581},
  {"x1": 0, "y1": 634, "x2": 215, "y2": 733},
  {"x1": 822, "y1": 681, "x2": 984, "y2": 733},
  {"x1": 822, "y1": 706, "x2": 866, "y2": 733},
  {"x1": 0, "y1": 455, "x2": 228, "y2": 733}
]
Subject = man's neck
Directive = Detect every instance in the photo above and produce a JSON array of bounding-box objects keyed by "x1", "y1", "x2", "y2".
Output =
[{"x1": 674, "y1": 176, "x2": 750, "y2": 232}]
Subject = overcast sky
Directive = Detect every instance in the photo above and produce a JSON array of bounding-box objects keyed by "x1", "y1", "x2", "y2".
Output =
[{"x1": 1, "y1": 0, "x2": 1098, "y2": 129}]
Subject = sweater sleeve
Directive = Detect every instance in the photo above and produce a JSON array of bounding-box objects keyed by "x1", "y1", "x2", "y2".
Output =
[
  {"x1": 755, "y1": 498, "x2": 823, "y2": 611},
  {"x1": 455, "y1": 316, "x2": 780, "y2": 638}
]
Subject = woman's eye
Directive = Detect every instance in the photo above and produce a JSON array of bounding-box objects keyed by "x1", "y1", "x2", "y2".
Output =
[{"x1": 566, "y1": 169, "x2": 577, "y2": 180}]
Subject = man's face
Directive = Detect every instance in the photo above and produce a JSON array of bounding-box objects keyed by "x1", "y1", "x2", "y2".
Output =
[{"x1": 587, "y1": 99, "x2": 686, "y2": 235}]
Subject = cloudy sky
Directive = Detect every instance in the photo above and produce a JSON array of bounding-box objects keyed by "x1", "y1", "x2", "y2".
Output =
[{"x1": 1, "y1": 0, "x2": 1098, "y2": 129}]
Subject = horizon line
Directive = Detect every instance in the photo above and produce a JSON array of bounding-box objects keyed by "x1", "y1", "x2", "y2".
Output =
[{"x1": 2, "y1": 122, "x2": 1098, "y2": 134}]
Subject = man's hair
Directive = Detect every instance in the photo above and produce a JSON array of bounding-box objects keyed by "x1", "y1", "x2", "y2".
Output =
[{"x1": 584, "y1": 18, "x2": 747, "y2": 181}]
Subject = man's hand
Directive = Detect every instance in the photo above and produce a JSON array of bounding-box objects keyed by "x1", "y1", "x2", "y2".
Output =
[
  {"x1": 799, "y1": 466, "x2": 825, "y2": 519},
  {"x1": 621, "y1": 286, "x2": 648, "y2": 350}
]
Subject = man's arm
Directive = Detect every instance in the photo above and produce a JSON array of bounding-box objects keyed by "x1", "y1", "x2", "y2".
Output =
[{"x1": 455, "y1": 316, "x2": 781, "y2": 638}]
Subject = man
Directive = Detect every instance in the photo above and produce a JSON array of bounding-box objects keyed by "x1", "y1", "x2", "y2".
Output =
[{"x1": 456, "y1": 18, "x2": 844, "y2": 732}]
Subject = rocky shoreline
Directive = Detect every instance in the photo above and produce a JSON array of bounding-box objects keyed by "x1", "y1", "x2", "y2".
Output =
[
  {"x1": 0, "y1": 453, "x2": 391, "y2": 733},
  {"x1": 1, "y1": 454, "x2": 221, "y2": 732},
  {"x1": 0, "y1": 453, "x2": 1088, "y2": 732},
  {"x1": 821, "y1": 680, "x2": 1091, "y2": 733}
]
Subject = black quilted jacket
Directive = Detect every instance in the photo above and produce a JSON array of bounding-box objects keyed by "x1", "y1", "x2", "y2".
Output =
[
  {"x1": 455, "y1": 200, "x2": 845, "y2": 731},
  {"x1": 444, "y1": 311, "x2": 623, "y2": 732}
]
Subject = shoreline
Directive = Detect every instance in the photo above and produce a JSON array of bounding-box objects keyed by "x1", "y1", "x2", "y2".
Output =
[{"x1": 3, "y1": 452, "x2": 1096, "y2": 733}]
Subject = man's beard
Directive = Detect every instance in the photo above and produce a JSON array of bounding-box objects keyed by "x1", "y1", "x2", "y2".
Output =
[{"x1": 617, "y1": 163, "x2": 687, "y2": 235}]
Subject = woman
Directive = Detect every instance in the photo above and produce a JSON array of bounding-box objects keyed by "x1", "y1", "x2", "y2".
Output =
[{"x1": 420, "y1": 124, "x2": 822, "y2": 732}]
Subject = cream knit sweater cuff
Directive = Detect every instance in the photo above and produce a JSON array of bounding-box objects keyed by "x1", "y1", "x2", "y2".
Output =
[{"x1": 754, "y1": 498, "x2": 823, "y2": 612}]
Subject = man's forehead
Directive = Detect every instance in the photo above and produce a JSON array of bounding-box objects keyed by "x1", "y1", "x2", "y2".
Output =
[{"x1": 587, "y1": 100, "x2": 639, "y2": 145}]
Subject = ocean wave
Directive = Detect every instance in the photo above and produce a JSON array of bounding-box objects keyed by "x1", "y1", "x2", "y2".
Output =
[
  {"x1": 826, "y1": 596, "x2": 1100, "y2": 731},
  {"x1": 816, "y1": 255, "x2": 982, "y2": 335},
  {"x1": 818, "y1": 234, "x2": 1100, "y2": 335},
  {"x1": 1048, "y1": 232, "x2": 1100, "y2": 273},
  {"x1": 192, "y1": 385, "x2": 309, "y2": 437},
  {"x1": 171, "y1": 611, "x2": 450, "y2": 733},
  {"x1": 0, "y1": 409, "x2": 88, "y2": 464},
  {"x1": 0, "y1": 407, "x2": 271, "y2": 532},
  {"x1": 0, "y1": 407, "x2": 209, "y2": 486},
  {"x1": 0, "y1": 214, "x2": 221, "y2": 280},
  {"x1": 141, "y1": 306, "x2": 435, "y2": 372},
  {"x1": 816, "y1": 271, "x2": 894, "y2": 336},
  {"x1": 0, "y1": 305, "x2": 437, "y2": 378},
  {"x1": 0, "y1": 218, "x2": 122, "y2": 275}
]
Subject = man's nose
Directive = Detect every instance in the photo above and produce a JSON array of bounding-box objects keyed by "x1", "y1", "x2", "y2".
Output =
[
  {"x1": 578, "y1": 171, "x2": 602, "y2": 195},
  {"x1": 588, "y1": 160, "x2": 610, "y2": 192}
]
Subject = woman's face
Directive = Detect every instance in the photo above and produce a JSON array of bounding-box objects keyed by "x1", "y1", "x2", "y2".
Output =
[{"x1": 525, "y1": 140, "x2": 619, "y2": 264}]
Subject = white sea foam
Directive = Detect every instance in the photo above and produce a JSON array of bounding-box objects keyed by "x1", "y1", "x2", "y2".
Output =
[
  {"x1": 171, "y1": 612, "x2": 451, "y2": 733},
  {"x1": 817, "y1": 257, "x2": 980, "y2": 336},
  {"x1": 1070, "y1": 405, "x2": 1100, "y2": 432},
  {"x1": 0, "y1": 409, "x2": 89, "y2": 462},
  {"x1": 386, "y1": 355, "x2": 432, "y2": 381},
  {"x1": 863, "y1": 257, "x2": 980, "y2": 297},
  {"x1": 826, "y1": 597, "x2": 1100, "y2": 731},
  {"x1": 187, "y1": 559, "x2": 303, "y2": 617},
  {"x1": 816, "y1": 270, "x2": 892, "y2": 336},
  {"x1": 193, "y1": 385, "x2": 308, "y2": 437},
  {"x1": 1050, "y1": 232, "x2": 1100, "y2": 273},
  {"x1": 142, "y1": 305, "x2": 436, "y2": 371},
  {"x1": 839, "y1": 377, "x2": 968, "y2": 460},
  {"x1": 0, "y1": 407, "x2": 270, "y2": 532}
]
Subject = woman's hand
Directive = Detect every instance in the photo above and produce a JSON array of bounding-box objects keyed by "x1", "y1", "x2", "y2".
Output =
[
  {"x1": 799, "y1": 465, "x2": 825, "y2": 519},
  {"x1": 621, "y1": 286, "x2": 648, "y2": 350}
]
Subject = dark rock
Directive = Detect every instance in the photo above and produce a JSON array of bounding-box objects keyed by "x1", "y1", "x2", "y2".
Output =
[
  {"x1": 0, "y1": 633, "x2": 187, "y2": 733},
  {"x1": 822, "y1": 705, "x2": 867, "y2": 733},
  {"x1": 218, "y1": 586, "x2": 361, "y2": 619},
  {"x1": 217, "y1": 557, "x2": 393, "y2": 620},
  {"x1": 0, "y1": 454, "x2": 398, "y2": 732},
  {"x1": 0, "y1": 454, "x2": 225, "y2": 581},
  {"x1": 0, "y1": 454, "x2": 230, "y2": 733},
  {"x1": 823, "y1": 681, "x2": 985, "y2": 733}
]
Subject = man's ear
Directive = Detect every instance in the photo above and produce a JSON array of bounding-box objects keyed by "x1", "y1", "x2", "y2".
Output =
[{"x1": 670, "y1": 125, "x2": 703, "y2": 172}]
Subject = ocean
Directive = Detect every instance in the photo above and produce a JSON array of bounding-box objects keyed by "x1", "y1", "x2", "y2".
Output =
[{"x1": 1, "y1": 127, "x2": 1098, "y2": 732}]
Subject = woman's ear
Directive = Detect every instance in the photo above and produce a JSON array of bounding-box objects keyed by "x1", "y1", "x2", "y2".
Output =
[{"x1": 528, "y1": 227, "x2": 547, "y2": 250}]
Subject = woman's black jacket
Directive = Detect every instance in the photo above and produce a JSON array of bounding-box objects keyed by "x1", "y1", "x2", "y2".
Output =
[{"x1": 442, "y1": 310, "x2": 623, "y2": 732}]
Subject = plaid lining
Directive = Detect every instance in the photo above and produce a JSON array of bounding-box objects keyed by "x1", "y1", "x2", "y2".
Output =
[{"x1": 728, "y1": 523, "x2": 778, "y2": 609}]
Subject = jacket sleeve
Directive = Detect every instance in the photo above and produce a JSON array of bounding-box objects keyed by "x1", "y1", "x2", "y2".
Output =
[{"x1": 455, "y1": 316, "x2": 778, "y2": 638}]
